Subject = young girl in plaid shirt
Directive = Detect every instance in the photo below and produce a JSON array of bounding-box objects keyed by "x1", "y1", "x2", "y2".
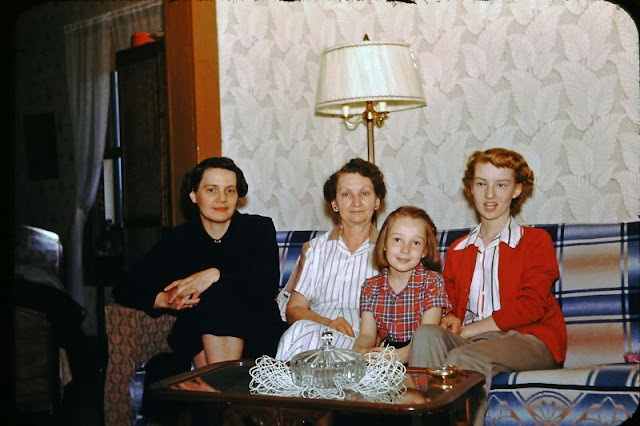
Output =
[{"x1": 353, "y1": 206, "x2": 451, "y2": 364}]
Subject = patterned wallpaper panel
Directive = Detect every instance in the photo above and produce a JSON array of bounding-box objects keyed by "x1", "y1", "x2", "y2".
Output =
[{"x1": 217, "y1": 0, "x2": 639, "y2": 232}]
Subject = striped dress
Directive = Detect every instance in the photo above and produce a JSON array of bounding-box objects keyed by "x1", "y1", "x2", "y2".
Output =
[{"x1": 275, "y1": 228, "x2": 378, "y2": 360}]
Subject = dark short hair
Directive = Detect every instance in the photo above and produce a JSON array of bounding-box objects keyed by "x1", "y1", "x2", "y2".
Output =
[
  {"x1": 374, "y1": 206, "x2": 442, "y2": 272},
  {"x1": 462, "y1": 148, "x2": 534, "y2": 216},
  {"x1": 180, "y1": 157, "x2": 248, "y2": 222},
  {"x1": 322, "y1": 158, "x2": 387, "y2": 223}
]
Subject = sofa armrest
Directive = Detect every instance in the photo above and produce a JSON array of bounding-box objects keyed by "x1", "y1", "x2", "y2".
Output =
[{"x1": 103, "y1": 302, "x2": 175, "y2": 426}]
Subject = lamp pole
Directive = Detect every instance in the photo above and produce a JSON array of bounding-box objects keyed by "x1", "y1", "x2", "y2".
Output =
[
  {"x1": 365, "y1": 102, "x2": 375, "y2": 164},
  {"x1": 363, "y1": 101, "x2": 387, "y2": 164}
]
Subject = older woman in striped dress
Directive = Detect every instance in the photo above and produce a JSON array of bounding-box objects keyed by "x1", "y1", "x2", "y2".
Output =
[{"x1": 275, "y1": 158, "x2": 387, "y2": 360}]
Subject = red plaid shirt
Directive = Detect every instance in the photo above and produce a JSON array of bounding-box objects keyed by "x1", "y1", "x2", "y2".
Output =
[{"x1": 360, "y1": 264, "x2": 451, "y2": 343}]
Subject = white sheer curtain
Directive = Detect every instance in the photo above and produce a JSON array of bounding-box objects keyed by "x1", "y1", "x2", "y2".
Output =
[{"x1": 64, "y1": 0, "x2": 163, "y2": 309}]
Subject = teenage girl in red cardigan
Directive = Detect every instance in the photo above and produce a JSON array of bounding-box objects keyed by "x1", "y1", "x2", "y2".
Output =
[{"x1": 410, "y1": 148, "x2": 567, "y2": 426}]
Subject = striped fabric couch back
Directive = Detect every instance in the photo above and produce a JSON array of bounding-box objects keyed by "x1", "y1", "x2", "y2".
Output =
[{"x1": 276, "y1": 222, "x2": 639, "y2": 369}]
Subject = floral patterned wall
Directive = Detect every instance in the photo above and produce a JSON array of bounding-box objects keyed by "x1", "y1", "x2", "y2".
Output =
[{"x1": 217, "y1": 0, "x2": 639, "y2": 232}]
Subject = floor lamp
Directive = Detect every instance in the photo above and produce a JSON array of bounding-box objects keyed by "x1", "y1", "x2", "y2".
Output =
[{"x1": 315, "y1": 35, "x2": 427, "y2": 164}]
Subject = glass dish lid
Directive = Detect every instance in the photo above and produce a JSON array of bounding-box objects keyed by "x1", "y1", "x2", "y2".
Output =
[{"x1": 290, "y1": 329, "x2": 366, "y2": 388}]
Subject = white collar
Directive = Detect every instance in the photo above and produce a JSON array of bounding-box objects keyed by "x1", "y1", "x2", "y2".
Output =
[{"x1": 453, "y1": 217, "x2": 523, "y2": 250}]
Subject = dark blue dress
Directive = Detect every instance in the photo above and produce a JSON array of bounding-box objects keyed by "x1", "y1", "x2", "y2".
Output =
[{"x1": 113, "y1": 211, "x2": 284, "y2": 360}]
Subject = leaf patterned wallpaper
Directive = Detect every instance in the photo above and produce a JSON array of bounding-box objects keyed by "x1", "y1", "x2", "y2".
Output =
[{"x1": 216, "y1": 0, "x2": 639, "y2": 232}]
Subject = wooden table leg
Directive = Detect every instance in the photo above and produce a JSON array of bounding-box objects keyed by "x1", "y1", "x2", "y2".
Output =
[{"x1": 450, "y1": 396, "x2": 472, "y2": 425}]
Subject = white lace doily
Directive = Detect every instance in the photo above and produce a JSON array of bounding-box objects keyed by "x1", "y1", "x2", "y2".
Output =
[{"x1": 249, "y1": 347, "x2": 407, "y2": 402}]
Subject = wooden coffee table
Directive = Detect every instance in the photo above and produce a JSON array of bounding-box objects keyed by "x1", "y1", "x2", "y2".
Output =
[{"x1": 150, "y1": 359, "x2": 484, "y2": 425}]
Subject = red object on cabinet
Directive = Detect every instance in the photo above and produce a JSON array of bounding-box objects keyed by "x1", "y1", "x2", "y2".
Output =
[{"x1": 131, "y1": 32, "x2": 154, "y2": 47}]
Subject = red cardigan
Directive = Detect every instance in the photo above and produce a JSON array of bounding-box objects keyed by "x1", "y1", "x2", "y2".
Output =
[{"x1": 442, "y1": 227, "x2": 567, "y2": 365}]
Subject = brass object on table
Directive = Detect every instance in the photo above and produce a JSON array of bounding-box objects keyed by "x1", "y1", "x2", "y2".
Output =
[{"x1": 427, "y1": 365, "x2": 458, "y2": 379}]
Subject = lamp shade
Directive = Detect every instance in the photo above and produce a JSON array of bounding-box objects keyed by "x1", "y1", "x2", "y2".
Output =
[{"x1": 315, "y1": 40, "x2": 426, "y2": 116}]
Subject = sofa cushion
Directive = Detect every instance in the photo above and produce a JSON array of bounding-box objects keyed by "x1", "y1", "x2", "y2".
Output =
[
  {"x1": 548, "y1": 223, "x2": 639, "y2": 367},
  {"x1": 277, "y1": 230, "x2": 325, "y2": 288},
  {"x1": 488, "y1": 363, "x2": 639, "y2": 424}
]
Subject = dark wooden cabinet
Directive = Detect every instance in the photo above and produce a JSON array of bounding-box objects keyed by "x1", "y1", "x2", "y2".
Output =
[{"x1": 116, "y1": 39, "x2": 170, "y2": 270}]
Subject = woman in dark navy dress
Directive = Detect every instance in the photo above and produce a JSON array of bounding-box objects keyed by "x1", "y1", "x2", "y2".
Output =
[{"x1": 114, "y1": 156, "x2": 283, "y2": 368}]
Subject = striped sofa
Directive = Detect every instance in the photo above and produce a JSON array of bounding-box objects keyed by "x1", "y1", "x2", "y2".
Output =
[{"x1": 104, "y1": 221, "x2": 639, "y2": 426}]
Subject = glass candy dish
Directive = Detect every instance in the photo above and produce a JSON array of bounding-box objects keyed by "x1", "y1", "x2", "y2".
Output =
[{"x1": 290, "y1": 329, "x2": 366, "y2": 388}]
